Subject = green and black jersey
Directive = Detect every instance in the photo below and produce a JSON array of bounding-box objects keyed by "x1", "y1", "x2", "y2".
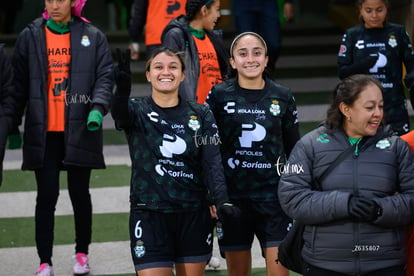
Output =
[
  {"x1": 338, "y1": 22, "x2": 414, "y2": 132},
  {"x1": 206, "y1": 77, "x2": 300, "y2": 201},
  {"x1": 114, "y1": 96, "x2": 228, "y2": 212}
]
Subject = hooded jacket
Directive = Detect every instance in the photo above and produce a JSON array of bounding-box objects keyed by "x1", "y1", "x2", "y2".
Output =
[
  {"x1": 12, "y1": 17, "x2": 113, "y2": 170},
  {"x1": 161, "y1": 15, "x2": 230, "y2": 102},
  {"x1": 279, "y1": 125, "x2": 414, "y2": 274}
]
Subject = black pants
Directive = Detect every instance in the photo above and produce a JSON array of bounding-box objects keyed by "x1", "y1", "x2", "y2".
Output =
[
  {"x1": 303, "y1": 262, "x2": 406, "y2": 276},
  {"x1": 35, "y1": 132, "x2": 92, "y2": 265}
]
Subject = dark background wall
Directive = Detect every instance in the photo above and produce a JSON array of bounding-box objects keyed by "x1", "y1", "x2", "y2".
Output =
[{"x1": 2, "y1": 0, "x2": 413, "y2": 36}]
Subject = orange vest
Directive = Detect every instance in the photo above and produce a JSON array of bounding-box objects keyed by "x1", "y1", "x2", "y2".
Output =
[
  {"x1": 146, "y1": 0, "x2": 186, "y2": 45},
  {"x1": 45, "y1": 28, "x2": 70, "y2": 131},
  {"x1": 193, "y1": 35, "x2": 222, "y2": 103}
]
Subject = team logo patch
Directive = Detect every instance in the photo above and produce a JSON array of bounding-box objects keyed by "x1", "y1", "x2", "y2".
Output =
[
  {"x1": 269, "y1": 100, "x2": 281, "y2": 116},
  {"x1": 134, "y1": 240, "x2": 146, "y2": 258},
  {"x1": 81, "y1": 35, "x2": 91, "y2": 47},
  {"x1": 216, "y1": 222, "x2": 224, "y2": 240},
  {"x1": 376, "y1": 138, "x2": 391, "y2": 149},
  {"x1": 188, "y1": 116, "x2": 200, "y2": 131},
  {"x1": 338, "y1": 45, "x2": 347, "y2": 56},
  {"x1": 316, "y1": 134, "x2": 330, "y2": 143},
  {"x1": 388, "y1": 35, "x2": 397, "y2": 48}
]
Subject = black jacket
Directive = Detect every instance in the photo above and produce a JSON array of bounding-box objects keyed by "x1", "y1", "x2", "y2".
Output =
[
  {"x1": 12, "y1": 17, "x2": 113, "y2": 170},
  {"x1": 0, "y1": 44, "x2": 17, "y2": 185}
]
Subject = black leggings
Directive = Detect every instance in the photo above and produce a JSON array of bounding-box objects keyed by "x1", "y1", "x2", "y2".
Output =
[
  {"x1": 303, "y1": 262, "x2": 406, "y2": 276},
  {"x1": 35, "y1": 132, "x2": 92, "y2": 265}
]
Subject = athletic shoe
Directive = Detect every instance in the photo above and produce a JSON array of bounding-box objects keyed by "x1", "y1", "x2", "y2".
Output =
[
  {"x1": 73, "y1": 253, "x2": 90, "y2": 275},
  {"x1": 35, "y1": 263, "x2": 54, "y2": 276}
]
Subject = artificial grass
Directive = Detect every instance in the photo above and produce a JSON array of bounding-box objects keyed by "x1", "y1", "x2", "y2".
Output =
[
  {"x1": 1, "y1": 165, "x2": 131, "y2": 193},
  {"x1": 0, "y1": 213, "x2": 129, "y2": 248},
  {"x1": 103, "y1": 129, "x2": 127, "y2": 145}
]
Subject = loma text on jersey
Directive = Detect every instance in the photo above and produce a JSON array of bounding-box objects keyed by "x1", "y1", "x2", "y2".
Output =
[{"x1": 238, "y1": 109, "x2": 265, "y2": 114}]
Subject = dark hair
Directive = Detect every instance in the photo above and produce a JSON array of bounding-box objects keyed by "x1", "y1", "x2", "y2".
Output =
[
  {"x1": 145, "y1": 47, "x2": 186, "y2": 72},
  {"x1": 228, "y1": 31, "x2": 271, "y2": 79},
  {"x1": 229, "y1": 32, "x2": 268, "y2": 58},
  {"x1": 185, "y1": 0, "x2": 216, "y2": 21},
  {"x1": 357, "y1": 0, "x2": 389, "y2": 22},
  {"x1": 357, "y1": 0, "x2": 389, "y2": 7},
  {"x1": 325, "y1": 74, "x2": 383, "y2": 130}
]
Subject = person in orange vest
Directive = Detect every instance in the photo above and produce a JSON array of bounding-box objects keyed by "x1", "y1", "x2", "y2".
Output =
[
  {"x1": 161, "y1": 0, "x2": 231, "y2": 104},
  {"x1": 128, "y1": 0, "x2": 186, "y2": 60},
  {"x1": 400, "y1": 130, "x2": 414, "y2": 276}
]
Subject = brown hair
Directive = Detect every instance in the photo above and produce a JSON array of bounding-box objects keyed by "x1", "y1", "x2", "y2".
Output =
[
  {"x1": 325, "y1": 74, "x2": 383, "y2": 130},
  {"x1": 357, "y1": 0, "x2": 389, "y2": 8},
  {"x1": 145, "y1": 47, "x2": 186, "y2": 72}
]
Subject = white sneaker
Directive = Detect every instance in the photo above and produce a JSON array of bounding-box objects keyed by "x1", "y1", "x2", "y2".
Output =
[
  {"x1": 35, "y1": 263, "x2": 54, "y2": 276},
  {"x1": 73, "y1": 253, "x2": 90, "y2": 275}
]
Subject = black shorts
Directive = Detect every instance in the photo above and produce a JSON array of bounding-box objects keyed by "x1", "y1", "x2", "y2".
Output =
[
  {"x1": 129, "y1": 207, "x2": 215, "y2": 271},
  {"x1": 217, "y1": 199, "x2": 291, "y2": 252}
]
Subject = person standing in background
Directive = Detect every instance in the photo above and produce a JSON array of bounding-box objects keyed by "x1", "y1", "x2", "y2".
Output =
[
  {"x1": 400, "y1": 130, "x2": 414, "y2": 276},
  {"x1": 232, "y1": 0, "x2": 294, "y2": 73},
  {"x1": 11, "y1": 0, "x2": 113, "y2": 275},
  {"x1": 337, "y1": 0, "x2": 414, "y2": 135},
  {"x1": 161, "y1": 0, "x2": 230, "y2": 104},
  {"x1": 206, "y1": 32, "x2": 300, "y2": 276},
  {"x1": 279, "y1": 74, "x2": 414, "y2": 276},
  {"x1": 128, "y1": 0, "x2": 186, "y2": 60}
]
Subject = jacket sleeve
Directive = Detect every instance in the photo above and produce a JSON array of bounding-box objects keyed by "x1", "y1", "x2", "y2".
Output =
[
  {"x1": 111, "y1": 93, "x2": 132, "y2": 131},
  {"x1": 11, "y1": 29, "x2": 30, "y2": 127},
  {"x1": 282, "y1": 90, "x2": 300, "y2": 157},
  {"x1": 373, "y1": 138, "x2": 414, "y2": 227},
  {"x1": 91, "y1": 30, "x2": 114, "y2": 115},
  {"x1": 278, "y1": 138, "x2": 350, "y2": 224},
  {"x1": 0, "y1": 45, "x2": 16, "y2": 131},
  {"x1": 128, "y1": 0, "x2": 148, "y2": 43},
  {"x1": 201, "y1": 108, "x2": 229, "y2": 204}
]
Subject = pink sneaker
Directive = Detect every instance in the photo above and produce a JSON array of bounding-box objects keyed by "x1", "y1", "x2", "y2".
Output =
[
  {"x1": 73, "y1": 253, "x2": 90, "y2": 275},
  {"x1": 35, "y1": 263, "x2": 54, "y2": 276}
]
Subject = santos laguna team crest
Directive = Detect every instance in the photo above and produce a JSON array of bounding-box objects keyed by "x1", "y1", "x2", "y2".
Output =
[
  {"x1": 134, "y1": 240, "x2": 146, "y2": 258},
  {"x1": 188, "y1": 115, "x2": 200, "y2": 131},
  {"x1": 80, "y1": 35, "x2": 90, "y2": 47},
  {"x1": 269, "y1": 100, "x2": 281, "y2": 116}
]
